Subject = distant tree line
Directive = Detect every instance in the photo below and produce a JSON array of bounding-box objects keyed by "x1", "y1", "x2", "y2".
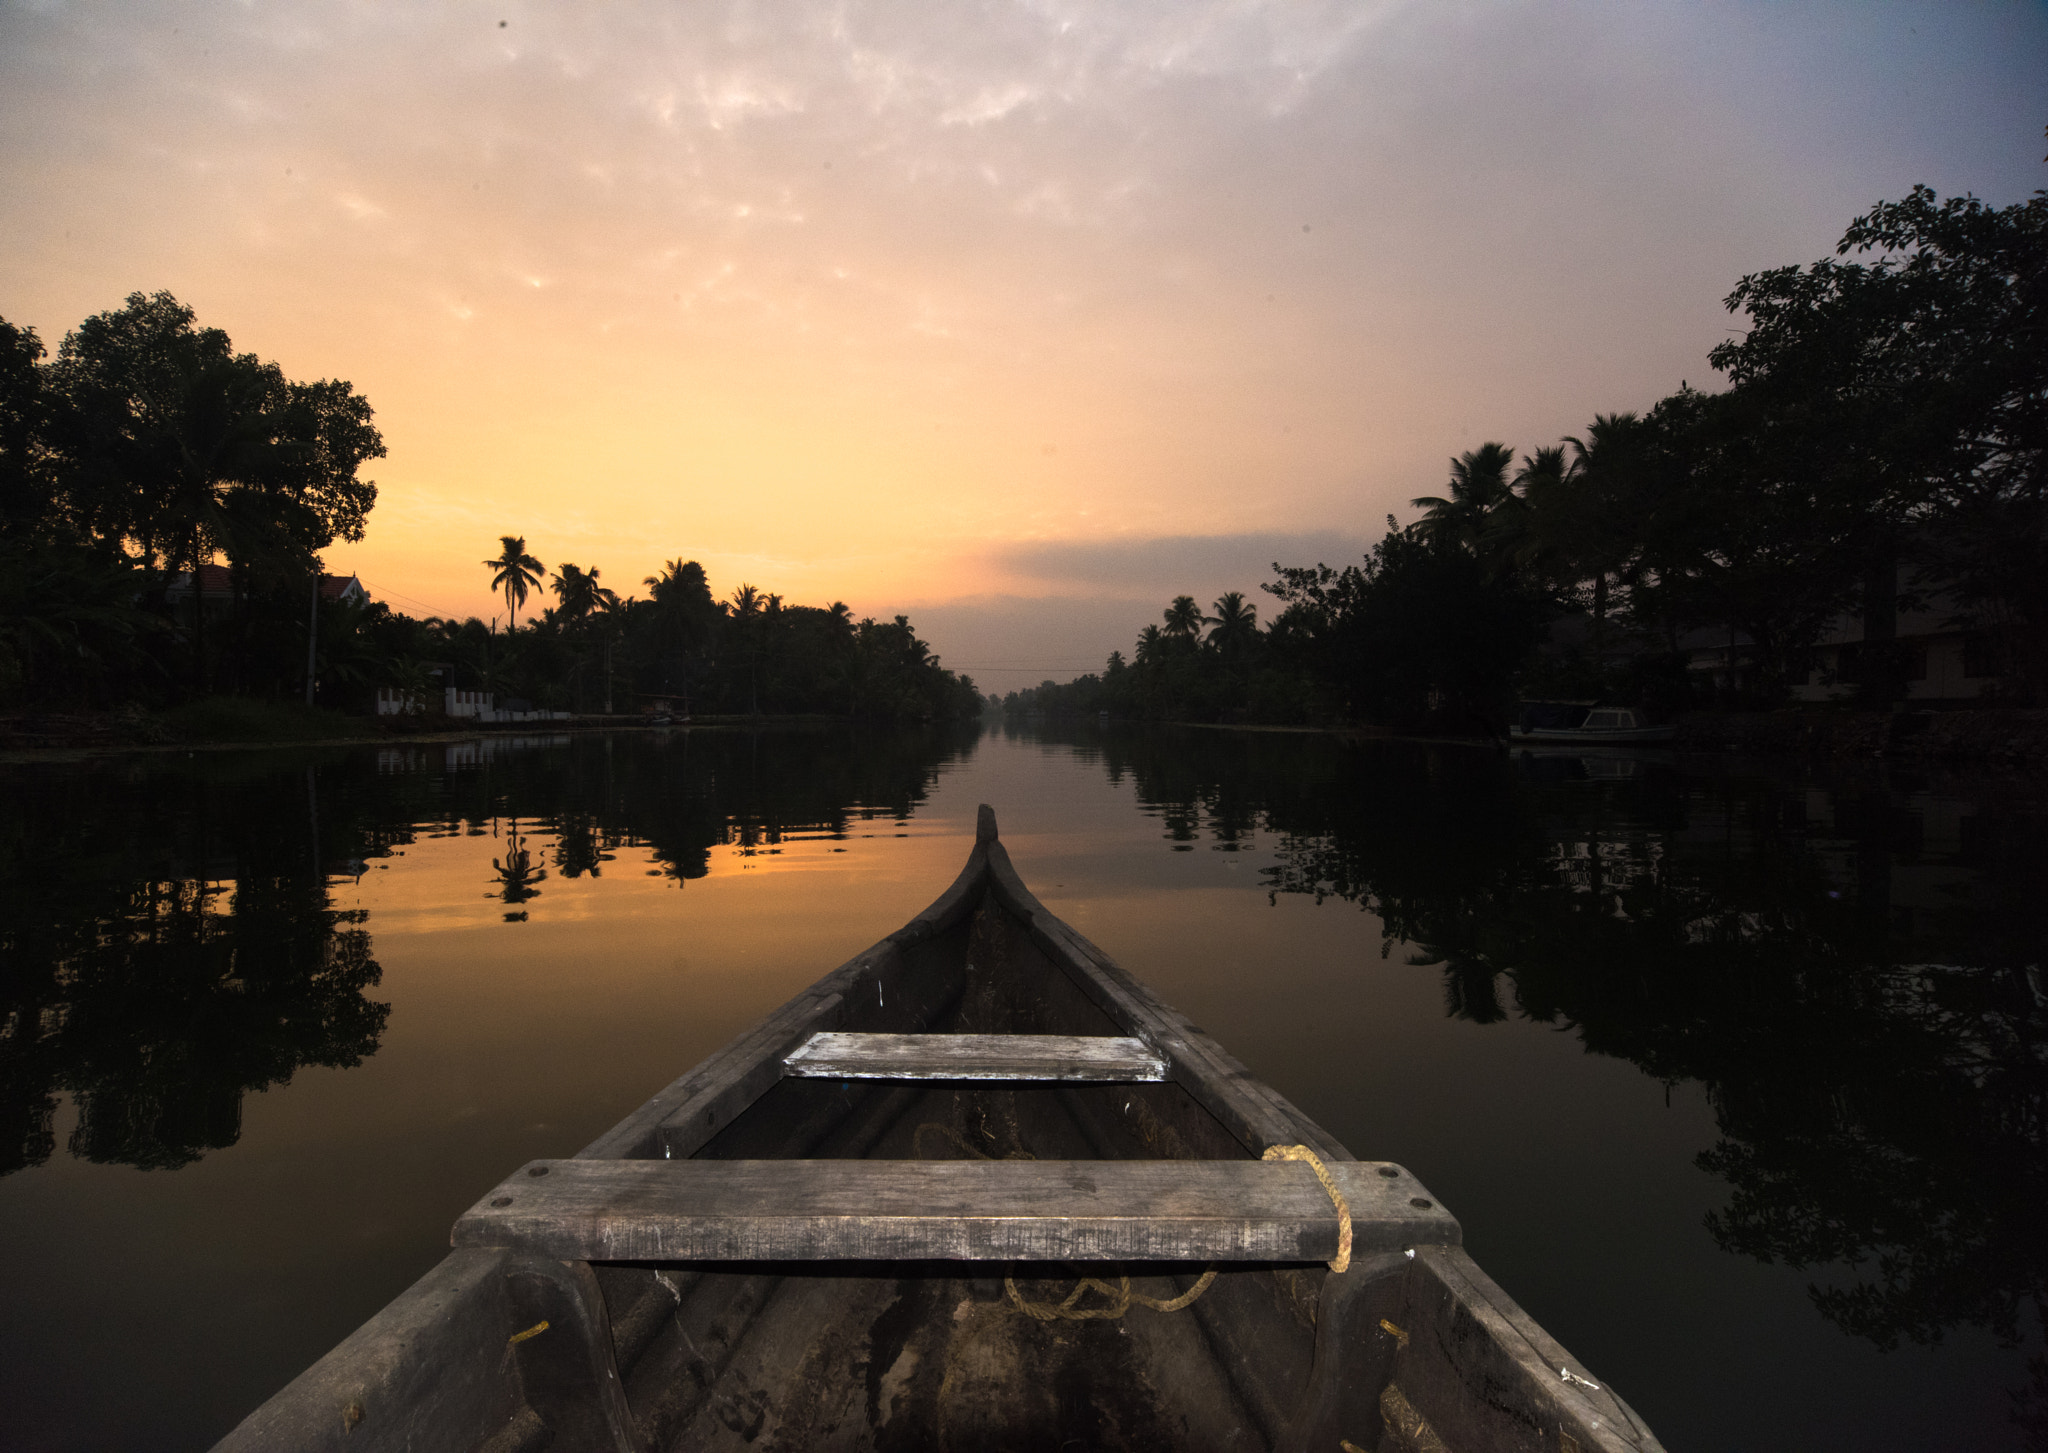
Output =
[
  {"x1": 0, "y1": 291, "x2": 980, "y2": 722},
  {"x1": 358, "y1": 546, "x2": 983, "y2": 721},
  {"x1": 1002, "y1": 180, "x2": 2046, "y2": 732}
]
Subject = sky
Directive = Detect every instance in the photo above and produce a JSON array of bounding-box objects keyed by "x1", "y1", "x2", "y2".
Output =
[{"x1": 2, "y1": 0, "x2": 2044, "y2": 688}]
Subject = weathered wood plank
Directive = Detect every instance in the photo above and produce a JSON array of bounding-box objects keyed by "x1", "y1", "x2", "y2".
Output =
[
  {"x1": 211, "y1": 1249, "x2": 523, "y2": 1453},
  {"x1": 1404, "y1": 1246, "x2": 1667, "y2": 1453},
  {"x1": 783, "y1": 1031, "x2": 1167, "y2": 1082},
  {"x1": 452, "y1": 1158, "x2": 1459, "y2": 1263}
]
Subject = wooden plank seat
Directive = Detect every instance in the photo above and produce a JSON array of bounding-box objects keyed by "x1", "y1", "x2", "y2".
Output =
[
  {"x1": 783, "y1": 1031, "x2": 1169, "y2": 1082},
  {"x1": 452, "y1": 1158, "x2": 1460, "y2": 1264}
]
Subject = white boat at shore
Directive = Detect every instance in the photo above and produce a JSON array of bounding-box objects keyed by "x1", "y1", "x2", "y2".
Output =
[{"x1": 1512, "y1": 707, "x2": 1674, "y2": 745}]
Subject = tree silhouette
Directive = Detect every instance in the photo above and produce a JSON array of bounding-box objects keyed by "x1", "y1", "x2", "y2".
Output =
[
  {"x1": 1163, "y1": 595, "x2": 1203, "y2": 639},
  {"x1": 484, "y1": 535, "x2": 545, "y2": 631},
  {"x1": 1205, "y1": 591, "x2": 1258, "y2": 653},
  {"x1": 1412, "y1": 442, "x2": 1518, "y2": 557},
  {"x1": 48, "y1": 291, "x2": 383, "y2": 695}
]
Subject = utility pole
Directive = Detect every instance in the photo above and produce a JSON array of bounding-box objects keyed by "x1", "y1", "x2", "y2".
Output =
[{"x1": 304, "y1": 573, "x2": 320, "y2": 706}]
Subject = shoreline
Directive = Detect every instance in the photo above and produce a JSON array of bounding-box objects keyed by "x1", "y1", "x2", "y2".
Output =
[
  {"x1": 1026, "y1": 706, "x2": 2048, "y2": 771},
  {"x1": 7, "y1": 704, "x2": 2047, "y2": 772},
  {"x1": 0, "y1": 711, "x2": 929, "y2": 765}
]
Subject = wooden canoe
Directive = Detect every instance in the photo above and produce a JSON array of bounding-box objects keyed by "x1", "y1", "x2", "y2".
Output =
[{"x1": 216, "y1": 806, "x2": 1664, "y2": 1453}]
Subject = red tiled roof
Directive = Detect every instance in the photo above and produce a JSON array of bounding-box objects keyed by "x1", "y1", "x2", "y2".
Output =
[{"x1": 175, "y1": 565, "x2": 364, "y2": 600}]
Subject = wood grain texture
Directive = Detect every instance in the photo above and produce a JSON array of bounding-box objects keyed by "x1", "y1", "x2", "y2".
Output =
[
  {"x1": 210, "y1": 1249, "x2": 523, "y2": 1453},
  {"x1": 783, "y1": 1031, "x2": 1168, "y2": 1082},
  {"x1": 452, "y1": 1158, "x2": 1460, "y2": 1264},
  {"x1": 1406, "y1": 1246, "x2": 1669, "y2": 1453}
]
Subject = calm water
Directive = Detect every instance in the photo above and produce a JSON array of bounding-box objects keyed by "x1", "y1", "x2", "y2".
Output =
[{"x1": 1, "y1": 724, "x2": 2043, "y2": 1451}]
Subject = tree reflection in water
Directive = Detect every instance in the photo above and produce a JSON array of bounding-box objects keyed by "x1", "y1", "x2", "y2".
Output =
[
  {"x1": 0, "y1": 762, "x2": 389, "y2": 1175},
  {"x1": 492, "y1": 818, "x2": 547, "y2": 915},
  {"x1": 1049, "y1": 723, "x2": 2048, "y2": 1437},
  {"x1": 0, "y1": 723, "x2": 980, "y2": 1178}
]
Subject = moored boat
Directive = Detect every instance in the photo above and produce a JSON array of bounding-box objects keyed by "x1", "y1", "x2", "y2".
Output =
[
  {"x1": 217, "y1": 806, "x2": 1663, "y2": 1453},
  {"x1": 1512, "y1": 707, "x2": 1674, "y2": 745}
]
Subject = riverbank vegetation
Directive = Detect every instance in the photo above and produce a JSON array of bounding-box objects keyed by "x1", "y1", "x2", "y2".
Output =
[
  {"x1": 1001, "y1": 180, "x2": 2046, "y2": 735},
  {"x1": 0, "y1": 292, "x2": 981, "y2": 725}
]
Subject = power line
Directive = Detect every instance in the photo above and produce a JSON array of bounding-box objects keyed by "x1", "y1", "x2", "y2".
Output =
[{"x1": 356, "y1": 577, "x2": 475, "y2": 621}]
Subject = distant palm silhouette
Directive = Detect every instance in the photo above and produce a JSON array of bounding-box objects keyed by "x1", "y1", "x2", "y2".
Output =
[
  {"x1": 1412, "y1": 443, "x2": 1517, "y2": 554},
  {"x1": 1163, "y1": 595, "x2": 1203, "y2": 639},
  {"x1": 483, "y1": 536, "x2": 546, "y2": 630},
  {"x1": 1205, "y1": 591, "x2": 1258, "y2": 651},
  {"x1": 551, "y1": 563, "x2": 618, "y2": 622}
]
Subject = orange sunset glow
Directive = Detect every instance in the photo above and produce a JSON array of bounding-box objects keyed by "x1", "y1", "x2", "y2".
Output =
[{"x1": 4, "y1": 1, "x2": 2042, "y2": 681}]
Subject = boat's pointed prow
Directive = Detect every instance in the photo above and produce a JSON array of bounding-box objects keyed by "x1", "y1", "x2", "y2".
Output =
[{"x1": 217, "y1": 798, "x2": 1665, "y2": 1453}]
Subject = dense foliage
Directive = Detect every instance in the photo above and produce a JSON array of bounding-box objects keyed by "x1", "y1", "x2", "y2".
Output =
[
  {"x1": 0, "y1": 292, "x2": 980, "y2": 722},
  {"x1": 1003, "y1": 177, "x2": 2047, "y2": 731},
  {"x1": 356, "y1": 561, "x2": 983, "y2": 722}
]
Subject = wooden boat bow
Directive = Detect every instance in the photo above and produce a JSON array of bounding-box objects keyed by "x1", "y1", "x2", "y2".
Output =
[{"x1": 216, "y1": 804, "x2": 1664, "y2": 1453}]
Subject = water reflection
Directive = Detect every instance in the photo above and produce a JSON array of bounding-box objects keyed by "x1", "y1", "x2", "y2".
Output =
[
  {"x1": 1014, "y1": 720, "x2": 2048, "y2": 1423},
  {"x1": 0, "y1": 724, "x2": 979, "y2": 1178},
  {"x1": 0, "y1": 761, "x2": 390, "y2": 1176},
  {"x1": 493, "y1": 820, "x2": 546, "y2": 917}
]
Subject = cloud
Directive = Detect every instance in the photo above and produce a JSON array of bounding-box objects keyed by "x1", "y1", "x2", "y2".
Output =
[
  {"x1": 884, "y1": 532, "x2": 1375, "y2": 687},
  {"x1": 878, "y1": 593, "x2": 1162, "y2": 687},
  {"x1": 4, "y1": 0, "x2": 2042, "y2": 662},
  {"x1": 986, "y1": 531, "x2": 1369, "y2": 598}
]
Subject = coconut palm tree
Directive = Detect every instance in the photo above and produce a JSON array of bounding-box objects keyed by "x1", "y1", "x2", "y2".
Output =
[
  {"x1": 1163, "y1": 595, "x2": 1203, "y2": 639},
  {"x1": 550, "y1": 563, "x2": 618, "y2": 623},
  {"x1": 1487, "y1": 445, "x2": 1568, "y2": 579},
  {"x1": 729, "y1": 583, "x2": 765, "y2": 714},
  {"x1": 1205, "y1": 591, "x2": 1258, "y2": 653},
  {"x1": 484, "y1": 536, "x2": 546, "y2": 631},
  {"x1": 1412, "y1": 443, "x2": 1518, "y2": 555},
  {"x1": 1558, "y1": 413, "x2": 1649, "y2": 645}
]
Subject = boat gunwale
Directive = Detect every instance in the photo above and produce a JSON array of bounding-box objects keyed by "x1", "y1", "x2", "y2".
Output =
[{"x1": 213, "y1": 804, "x2": 1666, "y2": 1453}]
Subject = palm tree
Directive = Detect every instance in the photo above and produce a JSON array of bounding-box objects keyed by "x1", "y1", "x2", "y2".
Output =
[
  {"x1": 551, "y1": 563, "x2": 618, "y2": 622},
  {"x1": 1163, "y1": 595, "x2": 1203, "y2": 639},
  {"x1": 1559, "y1": 413, "x2": 1648, "y2": 646},
  {"x1": 1134, "y1": 624, "x2": 1164, "y2": 665},
  {"x1": 1490, "y1": 444, "x2": 1568, "y2": 578},
  {"x1": 1412, "y1": 443, "x2": 1518, "y2": 555},
  {"x1": 1205, "y1": 591, "x2": 1258, "y2": 653},
  {"x1": 484, "y1": 536, "x2": 545, "y2": 630},
  {"x1": 729, "y1": 583, "x2": 764, "y2": 714}
]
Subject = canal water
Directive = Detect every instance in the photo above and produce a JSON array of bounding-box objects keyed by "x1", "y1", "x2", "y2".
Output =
[{"x1": 0, "y1": 723, "x2": 2041, "y2": 1451}]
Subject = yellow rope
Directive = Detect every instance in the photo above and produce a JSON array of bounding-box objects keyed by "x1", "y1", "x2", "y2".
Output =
[
  {"x1": 1262, "y1": 1143, "x2": 1351, "y2": 1274},
  {"x1": 1002, "y1": 1268, "x2": 1221, "y2": 1321}
]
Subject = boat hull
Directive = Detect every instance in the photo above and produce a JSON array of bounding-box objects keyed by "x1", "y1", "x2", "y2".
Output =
[
  {"x1": 1511, "y1": 725, "x2": 1675, "y2": 744},
  {"x1": 216, "y1": 807, "x2": 1664, "y2": 1453}
]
